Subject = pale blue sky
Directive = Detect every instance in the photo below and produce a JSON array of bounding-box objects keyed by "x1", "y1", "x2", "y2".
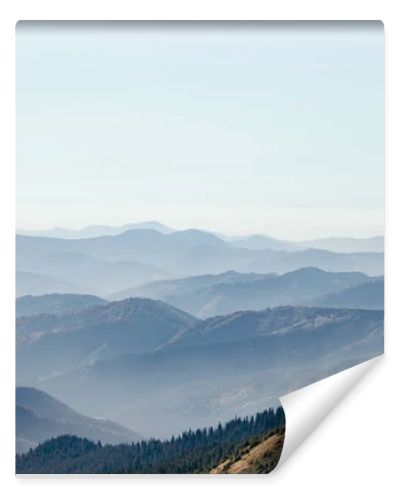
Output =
[{"x1": 16, "y1": 22, "x2": 384, "y2": 239}]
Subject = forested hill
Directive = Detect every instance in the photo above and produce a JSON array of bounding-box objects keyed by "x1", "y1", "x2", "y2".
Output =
[{"x1": 16, "y1": 407, "x2": 285, "y2": 474}]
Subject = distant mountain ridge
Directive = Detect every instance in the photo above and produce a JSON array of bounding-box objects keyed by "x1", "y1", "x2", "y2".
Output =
[
  {"x1": 16, "y1": 293, "x2": 107, "y2": 317},
  {"x1": 17, "y1": 222, "x2": 383, "y2": 253},
  {"x1": 17, "y1": 221, "x2": 175, "y2": 239},
  {"x1": 298, "y1": 236, "x2": 384, "y2": 254},
  {"x1": 112, "y1": 267, "x2": 375, "y2": 317},
  {"x1": 228, "y1": 234, "x2": 300, "y2": 252},
  {"x1": 16, "y1": 387, "x2": 141, "y2": 454},
  {"x1": 164, "y1": 305, "x2": 383, "y2": 350},
  {"x1": 17, "y1": 230, "x2": 384, "y2": 298}
]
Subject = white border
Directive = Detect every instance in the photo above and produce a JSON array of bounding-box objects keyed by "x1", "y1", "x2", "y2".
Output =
[{"x1": 1, "y1": 2, "x2": 399, "y2": 498}]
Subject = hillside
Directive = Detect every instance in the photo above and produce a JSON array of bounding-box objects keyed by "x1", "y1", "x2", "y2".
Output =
[
  {"x1": 110, "y1": 270, "x2": 269, "y2": 302},
  {"x1": 16, "y1": 407, "x2": 285, "y2": 474},
  {"x1": 311, "y1": 279, "x2": 384, "y2": 310},
  {"x1": 113, "y1": 267, "x2": 372, "y2": 317},
  {"x1": 29, "y1": 305, "x2": 383, "y2": 438},
  {"x1": 166, "y1": 305, "x2": 383, "y2": 349},
  {"x1": 16, "y1": 293, "x2": 107, "y2": 317},
  {"x1": 16, "y1": 297, "x2": 198, "y2": 381},
  {"x1": 16, "y1": 387, "x2": 141, "y2": 454},
  {"x1": 211, "y1": 429, "x2": 285, "y2": 474}
]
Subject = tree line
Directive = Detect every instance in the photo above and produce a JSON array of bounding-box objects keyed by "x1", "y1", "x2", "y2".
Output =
[{"x1": 16, "y1": 406, "x2": 285, "y2": 474}]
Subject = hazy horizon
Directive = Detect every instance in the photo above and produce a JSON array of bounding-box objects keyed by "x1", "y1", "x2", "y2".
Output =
[
  {"x1": 17, "y1": 22, "x2": 384, "y2": 240},
  {"x1": 16, "y1": 219, "x2": 384, "y2": 242}
]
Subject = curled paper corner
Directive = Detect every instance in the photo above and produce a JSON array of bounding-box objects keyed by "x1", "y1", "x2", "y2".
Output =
[{"x1": 276, "y1": 355, "x2": 383, "y2": 470}]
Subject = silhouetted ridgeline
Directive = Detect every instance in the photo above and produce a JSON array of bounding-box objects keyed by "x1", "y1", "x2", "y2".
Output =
[{"x1": 16, "y1": 407, "x2": 285, "y2": 474}]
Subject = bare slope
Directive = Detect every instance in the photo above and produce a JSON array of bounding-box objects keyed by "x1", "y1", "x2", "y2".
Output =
[{"x1": 211, "y1": 429, "x2": 285, "y2": 474}]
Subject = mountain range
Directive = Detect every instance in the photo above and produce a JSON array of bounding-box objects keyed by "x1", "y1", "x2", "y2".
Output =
[
  {"x1": 112, "y1": 267, "x2": 379, "y2": 317},
  {"x1": 229, "y1": 235, "x2": 384, "y2": 254},
  {"x1": 16, "y1": 221, "x2": 175, "y2": 239},
  {"x1": 17, "y1": 222, "x2": 383, "y2": 253},
  {"x1": 16, "y1": 267, "x2": 383, "y2": 322},
  {"x1": 16, "y1": 228, "x2": 384, "y2": 297},
  {"x1": 228, "y1": 234, "x2": 384, "y2": 253},
  {"x1": 14, "y1": 221, "x2": 385, "y2": 456},
  {"x1": 16, "y1": 387, "x2": 141, "y2": 454},
  {"x1": 16, "y1": 297, "x2": 383, "y2": 437}
]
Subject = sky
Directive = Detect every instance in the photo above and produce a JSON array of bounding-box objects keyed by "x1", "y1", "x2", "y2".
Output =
[{"x1": 16, "y1": 21, "x2": 384, "y2": 240}]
